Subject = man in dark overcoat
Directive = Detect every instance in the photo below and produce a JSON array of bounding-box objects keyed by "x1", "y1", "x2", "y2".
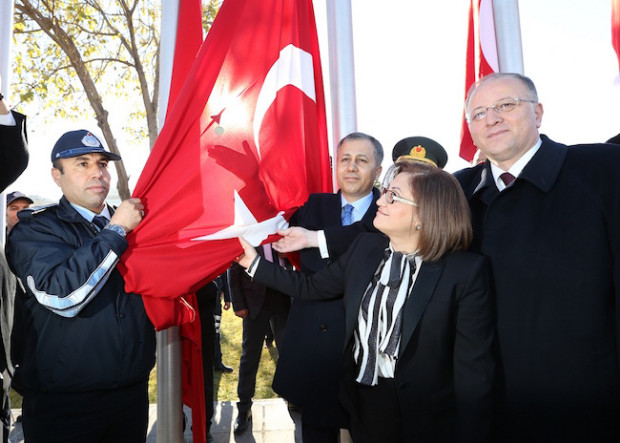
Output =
[{"x1": 454, "y1": 72, "x2": 620, "y2": 442}]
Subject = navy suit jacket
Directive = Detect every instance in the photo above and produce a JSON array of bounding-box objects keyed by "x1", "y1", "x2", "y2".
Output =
[
  {"x1": 255, "y1": 233, "x2": 495, "y2": 442},
  {"x1": 271, "y1": 188, "x2": 379, "y2": 427},
  {"x1": 229, "y1": 247, "x2": 289, "y2": 320},
  {"x1": 455, "y1": 135, "x2": 620, "y2": 442}
]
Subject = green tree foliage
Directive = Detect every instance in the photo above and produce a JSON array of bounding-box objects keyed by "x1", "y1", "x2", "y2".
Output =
[{"x1": 12, "y1": 0, "x2": 221, "y2": 199}]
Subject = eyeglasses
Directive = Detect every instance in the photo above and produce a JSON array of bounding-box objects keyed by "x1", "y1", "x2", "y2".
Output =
[
  {"x1": 467, "y1": 97, "x2": 537, "y2": 122},
  {"x1": 381, "y1": 188, "x2": 418, "y2": 206}
]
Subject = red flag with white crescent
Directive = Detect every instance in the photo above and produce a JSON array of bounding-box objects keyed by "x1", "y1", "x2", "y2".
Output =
[
  {"x1": 118, "y1": 0, "x2": 331, "y2": 329},
  {"x1": 459, "y1": 0, "x2": 498, "y2": 162}
]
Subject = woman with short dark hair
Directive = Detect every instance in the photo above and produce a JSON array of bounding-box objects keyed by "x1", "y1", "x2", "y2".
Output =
[{"x1": 236, "y1": 162, "x2": 495, "y2": 443}]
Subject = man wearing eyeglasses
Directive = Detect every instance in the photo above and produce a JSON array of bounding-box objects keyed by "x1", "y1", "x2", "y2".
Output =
[
  {"x1": 272, "y1": 132, "x2": 382, "y2": 443},
  {"x1": 455, "y1": 72, "x2": 620, "y2": 442}
]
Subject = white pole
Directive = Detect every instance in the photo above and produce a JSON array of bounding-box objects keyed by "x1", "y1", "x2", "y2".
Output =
[
  {"x1": 156, "y1": 2, "x2": 184, "y2": 442},
  {"x1": 0, "y1": 0, "x2": 13, "y2": 96},
  {"x1": 158, "y1": 1, "x2": 179, "y2": 132},
  {"x1": 326, "y1": 0, "x2": 357, "y2": 180},
  {"x1": 492, "y1": 0, "x2": 524, "y2": 74},
  {"x1": 0, "y1": 0, "x2": 15, "y2": 247}
]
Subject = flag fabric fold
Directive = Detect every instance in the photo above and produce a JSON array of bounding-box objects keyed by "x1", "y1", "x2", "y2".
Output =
[
  {"x1": 118, "y1": 0, "x2": 331, "y2": 328},
  {"x1": 459, "y1": 0, "x2": 498, "y2": 162},
  {"x1": 152, "y1": 2, "x2": 208, "y2": 442}
]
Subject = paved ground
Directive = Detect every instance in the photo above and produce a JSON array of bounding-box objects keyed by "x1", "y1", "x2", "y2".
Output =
[{"x1": 9, "y1": 398, "x2": 302, "y2": 443}]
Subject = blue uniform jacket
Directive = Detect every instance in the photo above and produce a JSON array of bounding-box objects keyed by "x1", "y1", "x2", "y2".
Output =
[{"x1": 7, "y1": 196, "x2": 156, "y2": 394}]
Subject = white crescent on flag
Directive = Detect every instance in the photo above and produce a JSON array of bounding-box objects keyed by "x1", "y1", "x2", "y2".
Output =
[{"x1": 253, "y1": 44, "x2": 317, "y2": 159}]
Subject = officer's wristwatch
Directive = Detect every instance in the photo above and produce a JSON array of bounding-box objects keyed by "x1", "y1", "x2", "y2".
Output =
[{"x1": 105, "y1": 224, "x2": 126, "y2": 238}]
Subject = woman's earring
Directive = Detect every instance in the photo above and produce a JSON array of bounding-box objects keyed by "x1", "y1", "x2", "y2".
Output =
[{"x1": 416, "y1": 224, "x2": 422, "y2": 230}]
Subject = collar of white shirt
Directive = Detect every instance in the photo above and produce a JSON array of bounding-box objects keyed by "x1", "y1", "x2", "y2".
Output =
[
  {"x1": 0, "y1": 111, "x2": 16, "y2": 126},
  {"x1": 70, "y1": 202, "x2": 112, "y2": 224},
  {"x1": 490, "y1": 138, "x2": 542, "y2": 191}
]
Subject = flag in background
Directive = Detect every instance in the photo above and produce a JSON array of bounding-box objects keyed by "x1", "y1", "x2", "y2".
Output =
[
  {"x1": 118, "y1": 0, "x2": 331, "y2": 328},
  {"x1": 459, "y1": 0, "x2": 498, "y2": 162},
  {"x1": 613, "y1": 0, "x2": 620, "y2": 73},
  {"x1": 166, "y1": 0, "x2": 203, "y2": 113}
]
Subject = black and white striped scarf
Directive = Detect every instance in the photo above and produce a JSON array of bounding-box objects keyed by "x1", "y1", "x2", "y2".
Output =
[{"x1": 353, "y1": 246, "x2": 419, "y2": 386}]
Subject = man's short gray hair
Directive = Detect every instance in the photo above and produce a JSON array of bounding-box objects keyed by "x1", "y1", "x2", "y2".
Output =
[
  {"x1": 337, "y1": 132, "x2": 384, "y2": 166},
  {"x1": 465, "y1": 72, "x2": 539, "y2": 112}
]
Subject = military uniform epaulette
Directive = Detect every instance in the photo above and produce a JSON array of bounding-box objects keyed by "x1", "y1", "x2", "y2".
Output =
[
  {"x1": 30, "y1": 203, "x2": 56, "y2": 214},
  {"x1": 18, "y1": 204, "x2": 57, "y2": 220}
]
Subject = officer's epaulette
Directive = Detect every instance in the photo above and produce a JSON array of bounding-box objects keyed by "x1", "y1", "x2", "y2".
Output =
[
  {"x1": 30, "y1": 203, "x2": 56, "y2": 214},
  {"x1": 19, "y1": 204, "x2": 57, "y2": 220}
]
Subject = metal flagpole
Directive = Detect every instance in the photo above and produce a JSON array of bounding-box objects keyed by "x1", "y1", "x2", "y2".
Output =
[
  {"x1": 0, "y1": 0, "x2": 15, "y2": 248},
  {"x1": 156, "y1": 1, "x2": 184, "y2": 442},
  {"x1": 158, "y1": 0, "x2": 178, "y2": 132},
  {"x1": 326, "y1": 0, "x2": 357, "y2": 185},
  {"x1": 492, "y1": 0, "x2": 524, "y2": 74}
]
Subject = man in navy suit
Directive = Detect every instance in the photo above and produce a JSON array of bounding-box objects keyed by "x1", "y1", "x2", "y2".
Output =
[
  {"x1": 229, "y1": 245, "x2": 290, "y2": 435},
  {"x1": 273, "y1": 132, "x2": 383, "y2": 442},
  {"x1": 455, "y1": 72, "x2": 620, "y2": 442}
]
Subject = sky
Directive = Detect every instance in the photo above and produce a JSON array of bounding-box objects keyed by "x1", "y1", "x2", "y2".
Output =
[{"x1": 8, "y1": 0, "x2": 620, "y2": 205}]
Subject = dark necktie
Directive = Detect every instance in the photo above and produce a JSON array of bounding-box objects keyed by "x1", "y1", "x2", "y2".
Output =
[
  {"x1": 92, "y1": 215, "x2": 108, "y2": 230},
  {"x1": 341, "y1": 204, "x2": 354, "y2": 226},
  {"x1": 500, "y1": 172, "x2": 516, "y2": 187}
]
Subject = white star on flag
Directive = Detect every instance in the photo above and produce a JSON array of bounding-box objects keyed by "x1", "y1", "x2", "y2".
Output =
[{"x1": 191, "y1": 190, "x2": 288, "y2": 246}]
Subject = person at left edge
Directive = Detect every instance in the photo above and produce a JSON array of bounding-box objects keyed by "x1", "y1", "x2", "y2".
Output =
[
  {"x1": 6, "y1": 129, "x2": 156, "y2": 443},
  {"x1": 0, "y1": 89, "x2": 28, "y2": 443}
]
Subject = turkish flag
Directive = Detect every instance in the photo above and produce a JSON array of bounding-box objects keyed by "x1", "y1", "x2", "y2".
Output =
[
  {"x1": 613, "y1": 0, "x2": 620, "y2": 73},
  {"x1": 459, "y1": 0, "x2": 498, "y2": 162},
  {"x1": 117, "y1": 0, "x2": 331, "y2": 329}
]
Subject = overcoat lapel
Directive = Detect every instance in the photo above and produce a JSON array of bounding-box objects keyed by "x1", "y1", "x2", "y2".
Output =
[
  {"x1": 329, "y1": 191, "x2": 343, "y2": 225},
  {"x1": 473, "y1": 164, "x2": 499, "y2": 205},
  {"x1": 399, "y1": 259, "x2": 445, "y2": 357}
]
